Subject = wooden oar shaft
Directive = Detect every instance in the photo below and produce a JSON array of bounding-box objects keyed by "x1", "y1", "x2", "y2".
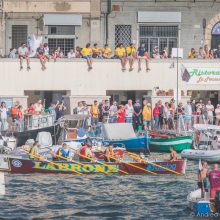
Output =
[
  {"x1": 69, "y1": 147, "x2": 110, "y2": 175},
  {"x1": 99, "y1": 153, "x2": 128, "y2": 175},
  {"x1": 148, "y1": 161, "x2": 181, "y2": 175},
  {"x1": 126, "y1": 151, "x2": 181, "y2": 175},
  {"x1": 123, "y1": 162, "x2": 157, "y2": 175},
  {"x1": 28, "y1": 152, "x2": 82, "y2": 175}
]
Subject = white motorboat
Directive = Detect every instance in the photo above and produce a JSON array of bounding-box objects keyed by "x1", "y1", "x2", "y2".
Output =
[{"x1": 181, "y1": 149, "x2": 220, "y2": 162}]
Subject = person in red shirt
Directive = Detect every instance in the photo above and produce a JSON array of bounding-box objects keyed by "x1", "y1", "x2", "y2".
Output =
[
  {"x1": 153, "y1": 103, "x2": 159, "y2": 130},
  {"x1": 27, "y1": 103, "x2": 35, "y2": 114},
  {"x1": 117, "y1": 105, "x2": 125, "y2": 123},
  {"x1": 209, "y1": 164, "x2": 220, "y2": 199}
]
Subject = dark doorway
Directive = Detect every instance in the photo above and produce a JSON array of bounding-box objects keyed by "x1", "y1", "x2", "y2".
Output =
[
  {"x1": 211, "y1": 22, "x2": 220, "y2": 49},
  {"x1": 44, "y1": 91, "x2": 53, "y2": 108},
  {"x1": 211, "y1": 35, "x2": 220, "y2": 49}
]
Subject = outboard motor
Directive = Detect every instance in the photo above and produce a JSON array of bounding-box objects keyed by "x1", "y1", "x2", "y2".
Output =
[{"x1": 214, "y1": 190, "x2": 220, "y2": 213}]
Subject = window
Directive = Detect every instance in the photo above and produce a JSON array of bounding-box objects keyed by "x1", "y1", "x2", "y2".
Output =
[
  {"x1": 12, "y1": 25, "x2": 28, "y2": 49},
  {"x1": 48, "y1": 38, "x2": 74, "y2": 56},
  {"x1": 115, "y1": 25, "x2": 131, "y2": 47},
  {"x1": 48, "y1": 26, "x2": 75, "y2": 35},
  {"x1": 139, "y1": 26, "x2": 178, "y2": 56}
]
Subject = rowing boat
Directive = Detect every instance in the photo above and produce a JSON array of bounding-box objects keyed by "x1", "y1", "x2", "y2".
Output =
[{"x1": 0, "y1": 155, "x2": 186, "y2": 175}]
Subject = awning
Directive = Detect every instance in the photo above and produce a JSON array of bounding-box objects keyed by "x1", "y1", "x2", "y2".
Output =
[
  {"x1": 138, "y1": 11, "x2": 181, "y2": 23},
  {"x1": 43, "y1": 14, "x2": 82, "y2": 26}
]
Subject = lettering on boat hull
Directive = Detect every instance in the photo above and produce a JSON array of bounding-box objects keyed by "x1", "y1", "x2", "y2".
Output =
[{"x1": 33, "y1": 161, "x2": 119, "y2": 173}]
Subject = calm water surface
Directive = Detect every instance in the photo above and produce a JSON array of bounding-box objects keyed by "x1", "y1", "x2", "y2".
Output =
[{"x1": 0, "y1": 155, "x2": 200, "y2": 220}]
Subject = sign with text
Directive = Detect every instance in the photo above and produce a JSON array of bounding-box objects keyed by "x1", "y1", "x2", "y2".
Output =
[{"x1": 181, "y1": 66, "x2": 220, "y2": 84}]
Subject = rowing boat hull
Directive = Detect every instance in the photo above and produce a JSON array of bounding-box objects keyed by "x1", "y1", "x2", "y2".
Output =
[
  {"x1": 0, "y1": 156, "x2": 186, "y2": 175},
  {"x1": 149, "y1": 135, "x2": 193, "y2": 153}
]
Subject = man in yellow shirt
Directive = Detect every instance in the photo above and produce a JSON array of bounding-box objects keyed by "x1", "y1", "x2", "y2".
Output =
[
  {"x1": 102, "y1": 44, "x2": 113, "y2": 59},
  {"x1": 126, "y1": 43, "x2": 136, "y2": 71},
  {"x1": 92, "y1": 43, "x2": 102, "y2": 58},
  {"x1": 188, "y1": 48, "x2": 197, "y2": 59},
  {"x1": 90, "y1": 100, "x2": 100, "y2": 126},
  {"x1": 81, "y1": 43, "x2": 93, "y2": 70},
  {"x1": 142, "y1": 102, "x2": 152, "y2": 130},
  {"x1": 115, "y1": 43, "x2": 127, "y2": 71}
]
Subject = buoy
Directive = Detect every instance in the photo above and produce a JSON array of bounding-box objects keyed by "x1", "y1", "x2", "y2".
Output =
[{"x1": 0, "y1": 172, "x2": 5, "y2": 196}]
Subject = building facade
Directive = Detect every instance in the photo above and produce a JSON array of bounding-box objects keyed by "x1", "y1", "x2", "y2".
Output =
[
  {"x1": 0, "y1": 0, "x2": 220, "y2": 112},
  {"x1": 0, "y1": 0, "x2": 101, "y2": 56},
  {"x1": 101, "y1": 0, "x2": 220, "y2": 57}
]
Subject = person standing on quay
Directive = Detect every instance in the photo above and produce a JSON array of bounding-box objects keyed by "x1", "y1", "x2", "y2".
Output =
[
  {"x1": 125, "y1": 100, "x2": 134, "y2": 123},
  {"x1": 153, "y1": 103, "x2": 159, "y2": 130}
]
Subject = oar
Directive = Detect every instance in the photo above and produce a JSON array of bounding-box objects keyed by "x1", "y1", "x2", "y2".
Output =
[
  {"x1": 69, "y1": 147, "x2": 113, "y2": 175},
  {"x1": 98, "y1": 153, "x2": 129, "y2": 175},
  {"x1": 23, "y1": 150, "x2": 82, "y2": 175},
  {"x1": 126, "y1": 151, "x2": 181, "y2": 175},
  {"x1": 98, "y1": 151, "x2": 156, "y2": 175}
]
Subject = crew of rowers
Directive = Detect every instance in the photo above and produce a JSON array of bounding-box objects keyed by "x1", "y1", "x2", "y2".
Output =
[
  {"x1": 29, "y1": 139, "x2": 123, "y2": 163},
  {"x1": 29, "y1": 140, "x2": 178, "y2": 164}
]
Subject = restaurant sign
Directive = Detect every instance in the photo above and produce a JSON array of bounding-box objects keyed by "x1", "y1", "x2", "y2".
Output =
[{"x1": 181, "y1": 66, "x2": 220, "y2": 84}]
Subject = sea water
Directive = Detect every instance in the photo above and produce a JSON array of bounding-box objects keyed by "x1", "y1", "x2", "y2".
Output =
[{"x1": 0, "y1": 154, "x2": 200, "y2": 219}]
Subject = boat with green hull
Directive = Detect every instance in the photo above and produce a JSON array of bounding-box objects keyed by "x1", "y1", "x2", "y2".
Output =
[{"x1": 149, "y1": 134, "x2": 193, "y2": 153}]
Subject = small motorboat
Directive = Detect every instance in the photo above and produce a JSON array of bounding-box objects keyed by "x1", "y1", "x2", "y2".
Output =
[{"x1": 181, "y1": 149, "x2": 220, "y2": 162}]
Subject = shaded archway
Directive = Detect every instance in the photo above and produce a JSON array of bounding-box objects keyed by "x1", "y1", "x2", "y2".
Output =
[
  {"x1": 205, "y1": 14, "x2": 220, "y2": 48},
  {"x1": 211, "y1": 22, "x2": 220, "y2": 49}
]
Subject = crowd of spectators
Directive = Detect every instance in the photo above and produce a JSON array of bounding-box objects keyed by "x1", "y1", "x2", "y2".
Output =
[
  {"x1": 6, "y1": 42, "x2": 172, "y2": 72},
  {"x1": 188, "y1": 44, "x2": 220, "y2": 59},
  {"x1": 72, "y1": 98, "x2": 220, "y2": 133},
  {"x1": 0, "y1": 99, "x2": 66, "y2": 132}
]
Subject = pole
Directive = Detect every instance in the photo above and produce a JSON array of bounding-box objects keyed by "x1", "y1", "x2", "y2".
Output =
[{"x1": 176, "y1": 28, "x2": 179, "y2": 133}]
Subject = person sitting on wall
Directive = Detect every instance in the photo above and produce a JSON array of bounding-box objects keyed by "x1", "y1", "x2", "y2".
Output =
[
  {"x1": 92, "y1": 43, "x2": 102, "y2": 58},
  {"x1": 102, "y1": 44, "x2": 114, "y2": 59},
  {"x1": 115, "y1": 43, "x2": 127, "y2": 71},
  {"x1": 188, "y1": 48, "x2": 198, "y2": 59},
  {"x1": 36, "y1": 43, "x2": 47, "y2": 71},
  {"x1": 81, "y1": 43, "x2": 93, "y2": 70},
  {"x1": 126, "y1": 43, "x2": 136, "y2": 71},
  {"x1": 18, "y1": 42, "x2": 31, "y2": 71}
]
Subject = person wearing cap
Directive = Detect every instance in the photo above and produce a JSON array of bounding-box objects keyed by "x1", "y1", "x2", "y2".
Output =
[
  {"x1": 215, "y1": 104, "x2": 220, "y2": 125},
  {"x1": 142, "y1": 101, "x2": 152, "y2": 130}
]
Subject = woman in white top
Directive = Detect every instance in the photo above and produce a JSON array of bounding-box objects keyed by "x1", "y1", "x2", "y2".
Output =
[
  {"x1": 125, "y1": 100, "x2": 134, "y2": 123},
  {"x1": 0, "y1": 102, "x2": 8, "y2": 131}
]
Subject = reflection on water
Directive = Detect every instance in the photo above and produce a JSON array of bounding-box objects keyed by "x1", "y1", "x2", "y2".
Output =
[{"x1": 0, "y1": 155, "x2": 200, "y2": 220}]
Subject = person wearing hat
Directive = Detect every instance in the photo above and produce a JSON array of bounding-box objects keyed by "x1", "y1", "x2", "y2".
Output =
[{"x1": 142, "y1": 101, "x2": 152, "y2": 130}]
